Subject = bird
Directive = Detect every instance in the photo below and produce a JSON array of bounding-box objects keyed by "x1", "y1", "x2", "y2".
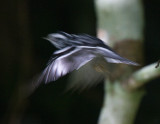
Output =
[{"x1": 36, "y1": 31, "x2": 138, "y2": 89}]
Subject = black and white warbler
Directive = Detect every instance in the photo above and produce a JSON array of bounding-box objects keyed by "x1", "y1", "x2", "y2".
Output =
[{"x1": 37, "y1": 31, "x2": 138, "y2": 88}]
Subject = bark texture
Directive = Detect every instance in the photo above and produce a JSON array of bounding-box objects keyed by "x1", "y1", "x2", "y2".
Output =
[{"x1": 95, "y1": 0, "x2": 145, "y2": 124}]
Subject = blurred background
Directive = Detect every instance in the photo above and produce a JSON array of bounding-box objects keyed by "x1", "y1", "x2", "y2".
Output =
[{"x1": 0, "y1": 0, "x2": 160, "y2": 124}]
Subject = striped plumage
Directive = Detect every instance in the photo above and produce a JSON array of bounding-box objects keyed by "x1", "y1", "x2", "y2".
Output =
[{"x1": 37, "y1": 32, "x2": 138, "y2": 88}]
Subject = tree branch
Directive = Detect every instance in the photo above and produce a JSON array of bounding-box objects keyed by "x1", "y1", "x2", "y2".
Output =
[{"x1": 123, "y1": 62, "x2": 160, "y2": 91}]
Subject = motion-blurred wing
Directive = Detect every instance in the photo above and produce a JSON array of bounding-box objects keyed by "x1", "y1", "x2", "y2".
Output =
[
  {"x1": 76, "y1": 46, "x2": 138, "y2": 66},
  {"x1": 67, "y1": 57, "x2": 106, "y2": 90},
  {"x1": 37, "y1": 47, "x2": 96, "y2": 84}
]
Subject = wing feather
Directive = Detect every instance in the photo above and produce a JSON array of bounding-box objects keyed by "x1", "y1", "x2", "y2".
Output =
[{"x1": 38, "y1": 47, "x2": 96, "y2": 84}]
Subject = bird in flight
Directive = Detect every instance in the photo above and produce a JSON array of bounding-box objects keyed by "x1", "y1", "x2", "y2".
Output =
[{"x1": 36, "y1": 31, "x2": 138, "y2": 88}]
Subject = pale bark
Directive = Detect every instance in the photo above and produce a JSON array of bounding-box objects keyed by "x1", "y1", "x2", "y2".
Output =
[
  {"x1": 94, "y1": 0, "x2": 147, "y2": 124},
  {"x1": 123, "y1": 62, "x2": 160, "y2": 91},
  {"x1": 98, "y1": 81, "x2": 145, "y2": 124}
]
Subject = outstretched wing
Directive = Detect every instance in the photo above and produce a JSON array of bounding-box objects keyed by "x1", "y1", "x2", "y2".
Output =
[
  {"x1": 66, "y1": 46, "x2": 138, "y2": 90},
  {"x1": 37, "y1": 47, "x2": 96, "y2": 84},
  {"x1": 37, "y1": 45, "x2": 137, "y2": 83},
  {"x1": 75, "y1": 46, "x2": 138, "y2": 66}
]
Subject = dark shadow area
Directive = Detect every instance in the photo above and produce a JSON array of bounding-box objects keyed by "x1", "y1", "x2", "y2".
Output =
[{"x1": 0, "y1": 0, "x2": 160, "y2": 124}]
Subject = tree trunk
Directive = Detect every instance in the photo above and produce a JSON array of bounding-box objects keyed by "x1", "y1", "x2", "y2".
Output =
[{"x1": 94, "y1": 0, "x2": 145, "y2": 124}]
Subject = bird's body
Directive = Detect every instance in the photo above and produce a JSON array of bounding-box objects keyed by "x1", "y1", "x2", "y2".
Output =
[
  {"x1": 37, "y1": 32, "x2": 138, "y2": 88},
  {"x1": 45, "y1": 31, "x2": 108, "y2": 49}
]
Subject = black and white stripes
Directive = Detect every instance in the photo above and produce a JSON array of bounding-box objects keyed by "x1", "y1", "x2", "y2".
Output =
[{"x1": 37, "y1": 32, "x2": 138, "y2": 87}]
